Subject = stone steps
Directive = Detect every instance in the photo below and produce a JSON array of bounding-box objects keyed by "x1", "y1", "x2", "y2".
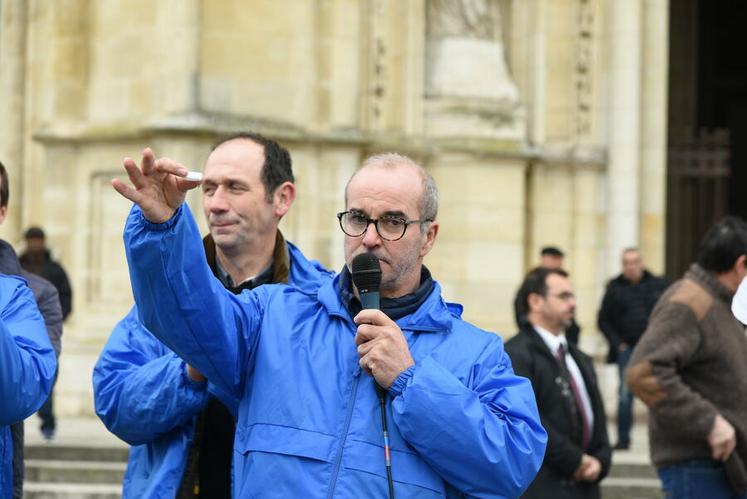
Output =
[
  {"x1": 21, "y1": 430, "x2": 662, "y2": 498},
  {"x1": 601, "y1": 477, "x2": 662, "y2": 499},
  {"x1": 25, "y1": 459, "x2": 126, "y2": 484},
  {"x1": 607, "y1": 460, "x2": 658, "y2": 479},
  {"x1": 23, "y1": 483, "x2": 122, "y2": 499},
  {"x1": 601, "y1": 452, "x2": 660, "y2": 499},
  {"x1": 23, "y1": 443, "x2": 126, "y2": 499},
  {"x1": 24, "y1": 444, "x2": 129, "y2": 463}
]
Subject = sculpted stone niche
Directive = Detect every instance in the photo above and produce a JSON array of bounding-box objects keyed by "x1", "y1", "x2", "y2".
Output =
[{"x1": 425, "y1": 0, "x2": 523, "y2": 141}]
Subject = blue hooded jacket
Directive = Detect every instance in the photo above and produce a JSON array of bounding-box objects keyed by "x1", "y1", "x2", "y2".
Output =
[
  {"x1": 93, "y1": 238, "x2": 332, "y2": 498},
  {"x1": 0, "y1": 274, "x2": 57, "y2": 498},
  {"x1": 124, "y1": 205, "x2": 547, "y2": 498}
]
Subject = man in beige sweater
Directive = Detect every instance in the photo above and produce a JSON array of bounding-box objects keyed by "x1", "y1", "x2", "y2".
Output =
[{"x1": 627, "y1": 216, "x2": 747, "y2": 498}]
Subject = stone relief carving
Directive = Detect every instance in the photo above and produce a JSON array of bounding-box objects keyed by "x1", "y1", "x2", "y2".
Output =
[
  {"x1": 575, "y1": 0, "x2": 595, "y2": 140},
  {"x1": 425, "y1": 0, "x2": 523, "y2": 139},
  {"x1": 427, "y1": 0, "x2": 502, "y2": 40}
]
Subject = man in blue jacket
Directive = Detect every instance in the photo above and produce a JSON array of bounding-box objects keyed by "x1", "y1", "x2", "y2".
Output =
[
  {"x1": 94, "y1": 133, "x2": 332, "y2": 498},
  {"x1": 114, "y1": 149, "x2": 547, "y2": 497},
  {"x1": 0, "y1": 274, "x2": 57, "y2": 498},
  {"x1": 0, "y1": 160, "x2": 64, "y2": 498}
]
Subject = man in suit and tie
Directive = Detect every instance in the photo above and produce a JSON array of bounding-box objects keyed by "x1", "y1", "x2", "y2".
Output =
[
  {"x1": 513, "y1": 246, "x2": 581, "y2": 346},
  {"x1": 506, "y1": 267, "x2": 611, "y2": 499}
]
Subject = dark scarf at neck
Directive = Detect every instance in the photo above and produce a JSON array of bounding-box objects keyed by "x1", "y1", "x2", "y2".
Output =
[
  {"x1": 202, "y1": 230, "x2": 290, "y2": 294},
  {"x1": 339, "y1": 265, "x2": 434, "y2": 321}
]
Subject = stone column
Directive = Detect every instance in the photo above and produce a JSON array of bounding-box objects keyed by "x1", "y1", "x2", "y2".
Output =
[
  {"x1": 0, "y1": 0, "x2": 28, "y2": 240},
  {"x1": 639, "y1": 0, "x2": 669, "y2": 274},
  {"x1": 606, "y1": 0, "x2": 642, "y2": 273}
]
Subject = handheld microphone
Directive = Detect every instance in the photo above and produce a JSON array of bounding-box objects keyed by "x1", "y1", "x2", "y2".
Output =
[
  {"x1": 351, "y1": 253, "x2": 394, "y2": 499},
  {"x1": 351, "y1": 253, "x2": 382, "y2": 310}
]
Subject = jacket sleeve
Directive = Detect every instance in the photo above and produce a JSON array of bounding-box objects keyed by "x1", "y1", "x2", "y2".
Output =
[
  {"x1": 627, "y1": 302, "x2": 718, "y2": 439},
  {"x1": 507, "y1": 343, "x2": 583, "y2": 479},
  {"x1": 23, "y1": 272, "x2": 63, "y2": 357},
  {"x1": 53, "y1": 264, "x2": 73, "y2": 320},
  {"x1": 390, "y1": 337, "x2": 547, "y2": 498},
  {"x1": 580, "y1": 353, "x2": 612, "y2": 482},
  {"x1": 93, "y1": 306, "x2": 209, "y2": 445},
  {"x1": 513, "y1": 289, "x2": 524, "y2": 329},
  {"x1": 0, "y1": 277, "x2": 57, "y2": 425},
  {"x1": 597, "y1": 284, "x2": 623, "y2": 349},
  {"x1": 123, "y1": 204, "x2": 265, "y2": 402}
]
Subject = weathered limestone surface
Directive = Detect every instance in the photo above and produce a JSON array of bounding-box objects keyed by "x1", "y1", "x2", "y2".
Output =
[{"x1": 0, "y1": 0, "x2": 668, "y2": 416}]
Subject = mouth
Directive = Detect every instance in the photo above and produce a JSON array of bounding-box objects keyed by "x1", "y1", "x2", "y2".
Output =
[
  {"x1": 210, "y1": 222, "x2": 237, "y2": 234},
  {"x1": 359, "y1": 252, "x2": 387, "y2": 265},
  {"x1": 209, "y1": 219, "x2": 237, "y2": 228}
]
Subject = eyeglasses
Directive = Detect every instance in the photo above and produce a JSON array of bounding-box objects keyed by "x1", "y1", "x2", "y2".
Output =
[
  {"x1": 547, "y1": 291, "x2": 575, "y2": 302},
  {"x1": 336, "y1": 210, "x2": 432, "y2": 242}
]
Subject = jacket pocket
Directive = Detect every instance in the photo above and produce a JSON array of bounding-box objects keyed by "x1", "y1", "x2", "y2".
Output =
[
  {"x1": 235, "y1": 423, "x2": 336, "y2": 462},
  {"x1": 343, "y1": 438, "x2": 446, "y2": 496}
]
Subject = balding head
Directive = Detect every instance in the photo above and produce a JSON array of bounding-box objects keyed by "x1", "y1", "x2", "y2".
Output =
[{"x1": 345, "y1": 153, "x2": 438, "y2": 229}]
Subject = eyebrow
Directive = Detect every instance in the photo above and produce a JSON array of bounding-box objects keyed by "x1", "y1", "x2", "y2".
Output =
[
  {"x1": 201, "y1": 176, "x2": 249, "y2": 187},
  {"x1": 348, "y1": 208, "x2": 408, "y2": 219},
  {"x1": 381, "y1": 210, "x2": 407, "y2": 218}
]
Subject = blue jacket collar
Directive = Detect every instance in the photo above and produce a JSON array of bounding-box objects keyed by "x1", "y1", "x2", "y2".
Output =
[
  {"x1": 318, "y1": 272, "x2": 456, "y2": 334},
  {"x1": 286, "y1": 241, "x2": 335, "y2": 292}
]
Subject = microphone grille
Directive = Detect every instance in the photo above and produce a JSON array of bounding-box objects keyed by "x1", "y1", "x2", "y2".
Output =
[{"x1": 351, "y1": 253, "x2": 382, "y2": 293}]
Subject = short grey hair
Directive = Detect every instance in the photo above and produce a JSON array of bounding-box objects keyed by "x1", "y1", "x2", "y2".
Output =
[{"x1": 347, "y1": 153, "x2": 438, "y2": 229}]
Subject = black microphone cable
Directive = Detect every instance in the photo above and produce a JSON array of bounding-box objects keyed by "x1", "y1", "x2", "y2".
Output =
[
  {"x1": 351, "y1": 253, "x2": 395, "y2": 498},
  {"x1": 376, "y1": 383, "x2": 395, "y2": 499}
]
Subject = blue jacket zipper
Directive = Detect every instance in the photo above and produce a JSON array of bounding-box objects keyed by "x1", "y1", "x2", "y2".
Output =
[{"x1": 326, "y1": 361, "x2": 362, "y2": 499}]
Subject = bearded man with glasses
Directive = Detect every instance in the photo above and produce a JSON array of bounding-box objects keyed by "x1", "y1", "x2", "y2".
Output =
[{"x1": 114, "y1": 150, "x2": 547, "y2": 497}]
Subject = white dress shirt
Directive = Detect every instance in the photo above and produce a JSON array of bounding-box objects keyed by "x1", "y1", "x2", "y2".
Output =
[{"x1": 534, "y1": 326, "x2": 595, "y2": 432}]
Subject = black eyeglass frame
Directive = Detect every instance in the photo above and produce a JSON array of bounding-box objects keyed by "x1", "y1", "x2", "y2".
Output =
[{"x1": 336, "y1": 210, "x2": 432, "y2": 242}]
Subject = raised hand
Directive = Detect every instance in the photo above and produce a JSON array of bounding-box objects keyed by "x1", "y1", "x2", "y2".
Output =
[
  {"x1": 354, "y1": 309, "x2": 415, "y2": 389},
  {"x1": 112, "y1": 148, "x2": 201, "y2": 223}
]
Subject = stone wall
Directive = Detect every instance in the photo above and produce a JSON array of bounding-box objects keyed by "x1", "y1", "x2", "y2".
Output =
[{"x1": 0, "y1": 0, "x2": 669, "y2": 416}]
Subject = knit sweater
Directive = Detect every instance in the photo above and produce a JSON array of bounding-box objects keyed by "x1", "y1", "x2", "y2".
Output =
[{"x1": 627, "y1": 264, "x2": 747, "y2": 494}]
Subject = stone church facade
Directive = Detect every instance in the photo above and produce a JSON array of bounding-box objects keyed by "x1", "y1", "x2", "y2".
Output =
[{"x1": 0, "y1": 0, "x2": 669, "y2": 416}]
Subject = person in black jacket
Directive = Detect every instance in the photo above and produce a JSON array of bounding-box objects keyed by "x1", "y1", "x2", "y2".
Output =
[
  {"x1": 18, "y1": 225, "x2": 72, "y2": 441},
  {"x1": 597, "y1": 248, "x2": 669, "y2": 450},
  {"x1": 506, "y1": 267, "x2": 611, "y2": 499},
  {"x1": 514, "y1": 246, "x2": 581, "y2": 346},
  {"x1": 19, "y1": 226, "x2": 72, "y2": 320}
]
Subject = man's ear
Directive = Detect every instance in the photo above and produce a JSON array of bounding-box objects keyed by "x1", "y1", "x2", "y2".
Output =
[
  {"x1": 419, "y1": 221, "x2": 439, "y2": 258},
  {"x1": 527, "y1": 292, "x2": 543, "y2": 313},
  {"x1": 0, "y1": 205, "x2": 6, "y2": 225},
  {"x1": 273, "y1": 182, "x2": 296, "y2": 218},
  {"x1": 735, "y1": 254, "x2": 747, "y2": 274}
]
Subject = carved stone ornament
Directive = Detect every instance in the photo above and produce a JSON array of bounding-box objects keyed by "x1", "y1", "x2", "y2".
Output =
[{"x1": 426, "y1": 0, "x2": 501, "y2": 40}]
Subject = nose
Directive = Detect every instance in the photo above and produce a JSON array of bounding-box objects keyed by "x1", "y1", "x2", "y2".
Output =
[
  {"x1": 360, "y1": 221, "x2": 382, "y2": 248},
  {"x1": 206, "y1": 186, "x2": 229, "y2": 214}
]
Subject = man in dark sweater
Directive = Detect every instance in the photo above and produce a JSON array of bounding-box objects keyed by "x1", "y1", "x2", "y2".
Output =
[
  {"x1": 597, "y1": 248, "x2": 669, "y2": 450},
  {"x1": 628, "y1": 217, "x2": 747, "y2": 498}
]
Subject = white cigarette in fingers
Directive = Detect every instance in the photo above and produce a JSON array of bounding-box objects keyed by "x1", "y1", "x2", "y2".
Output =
[{"x1": 184, "y1": 171, "x2": 203, "y2": 181}]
